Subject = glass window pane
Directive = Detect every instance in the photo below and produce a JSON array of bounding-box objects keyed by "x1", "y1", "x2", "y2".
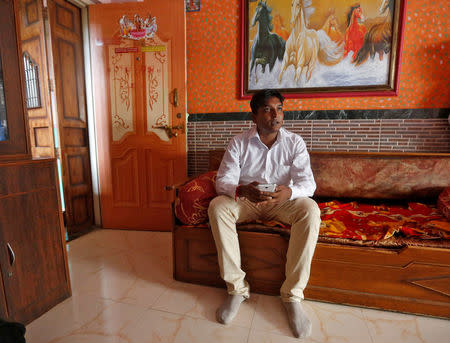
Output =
[{"x1": 0, "y1": 53, "x2": 9, "y2": 141}]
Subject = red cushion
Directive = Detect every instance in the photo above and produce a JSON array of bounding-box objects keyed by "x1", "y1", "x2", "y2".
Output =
[
  {"x1": 438, "y1": 187, "x2": 450, "y2": 220},
  {"x1": 175, "y1": 171, "x2": 217, "y2": 225}
]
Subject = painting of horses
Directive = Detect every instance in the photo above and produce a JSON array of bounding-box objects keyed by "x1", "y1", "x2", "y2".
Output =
[{"x1": 241, "y1": 0, "x2": 406, "y2": 98}]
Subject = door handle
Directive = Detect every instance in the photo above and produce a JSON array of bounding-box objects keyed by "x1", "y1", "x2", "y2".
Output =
[
  {"x1": 152, "y1": 123, "x2": 184, "y2": 138},
  {"x1": 172, "y1": 88, "x2": 178, "y2": 107},
  {"x1": 7, "y1": 243, "x2": 15, "y2": 267}
]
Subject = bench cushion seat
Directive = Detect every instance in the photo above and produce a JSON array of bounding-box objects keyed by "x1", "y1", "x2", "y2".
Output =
[{"x1": 174, "y1": 171, "x2": 450, "y2": 242}]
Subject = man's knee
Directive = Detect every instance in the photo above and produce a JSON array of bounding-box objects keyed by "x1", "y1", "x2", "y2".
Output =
[
  {"x1": 208, "y1": 195, "x2": 235, "y2": 218},
  {"x1": 291, "y1": 198, "x2": 321, "y2": 224}
]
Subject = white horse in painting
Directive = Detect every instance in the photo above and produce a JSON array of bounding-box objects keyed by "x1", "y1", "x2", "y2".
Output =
[{"x1": 279, "y1": 0, "x2": 343, "y2": 84}]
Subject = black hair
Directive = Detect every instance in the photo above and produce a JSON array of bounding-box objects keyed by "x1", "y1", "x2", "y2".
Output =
[{"x1": 250, "y1": 89, "x2": 285, "y2": 114}]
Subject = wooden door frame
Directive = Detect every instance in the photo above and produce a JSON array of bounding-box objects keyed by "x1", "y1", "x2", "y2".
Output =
[
  {"x1": 45, "y1": 0, "x2": 102, "y2": 227},
  {"x1": 77, "y1": 2, "x2": 101, "y2": 227}
]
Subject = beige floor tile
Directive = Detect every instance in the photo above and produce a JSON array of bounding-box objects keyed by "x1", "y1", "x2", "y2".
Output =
[
  {"x1": 66, "y1": 230, "x2": 127, "y2": 261},
  {"x1": 305, "y1": 301, "x2": 373, "y2": 343},
  {"x1": 36, "y1": 301, "x2": 149, "y2": 343},
  {"x1": 67, "y1": 230, "x2": 171, "y2": 261},
  {"x1": 121, "y1": 308, "x2": 250, "y2": 343},
  {"x1": 25, "y1": 294, "x2": 114, "y2": 343},
  {"x1": 363, "y1": 307, "x2": 450, "y2": 343},
  {"x1": 26, "y1": 230, "x2": 450, "y2": 343},
  {"x1": 71, "y1": 249, "x2": 173, "y2": 306},
  {"x1": 36, "y1": 334, "x2": 127, "y2": 343},
  {"x1": 251, "y1": 294, "x2": 293, "y2": 336},
  {"x1": 121, "y1": 230, "x2": 173, "y2": 256},
  {"x1": 152, "y1": 280, "x2": 259, "y2": 328},
  {"x1": 74, "y1": 301, "x2": 148, "y2": 336},
  {"x1": 248, "y1": 330, "x2": 307, "y2": 343},
  {"x1": 68, "y1": 254, "x2": 106, "y2": 288},
  {"x1": 252, "y1": 296, "x2": 373, "y2": 343}
]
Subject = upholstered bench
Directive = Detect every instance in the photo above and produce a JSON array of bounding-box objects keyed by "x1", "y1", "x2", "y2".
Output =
[{"x1": 171, "y1": 151, "x2": 450, "y2": 318}]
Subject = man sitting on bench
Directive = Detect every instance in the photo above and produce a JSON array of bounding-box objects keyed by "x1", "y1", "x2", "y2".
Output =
[{"x1": 208, "y1": 89, "x2": 321, "y2": 338}]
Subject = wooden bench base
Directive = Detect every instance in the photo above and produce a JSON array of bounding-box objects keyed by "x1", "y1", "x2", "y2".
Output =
[{"x1": 173, "y1": 225, "x2": 450, "y2": 318}]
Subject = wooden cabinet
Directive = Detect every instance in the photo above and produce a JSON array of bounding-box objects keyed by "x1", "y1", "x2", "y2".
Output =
[
  {"x1": 0, "y1": 0, "x2": 71, "y2": 324},
  {"x1": 0, "y1": 159, "x2": 71, "y2": 324}
]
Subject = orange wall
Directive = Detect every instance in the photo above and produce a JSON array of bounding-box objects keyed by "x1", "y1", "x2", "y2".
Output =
[{"x1": 186, "y1": 0, "x2": 450, "y2": 113}]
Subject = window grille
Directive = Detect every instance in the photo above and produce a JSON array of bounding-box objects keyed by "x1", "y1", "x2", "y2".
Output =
[{"x1": 23, "y1": 52, "x2": 42, "y2": 109}]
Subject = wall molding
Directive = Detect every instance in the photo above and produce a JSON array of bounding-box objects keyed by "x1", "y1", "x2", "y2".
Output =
[{"x1": 188, "y1": 108, "x2": 449, "y2": 122}]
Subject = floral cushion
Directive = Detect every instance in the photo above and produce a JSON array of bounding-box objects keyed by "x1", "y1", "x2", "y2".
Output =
[
  {"x1": 175, "y1": 171, "x2": 217, "y2": 225},
  {"x1": 437, "y1": 187, "x2": 450, "y2": 220}
]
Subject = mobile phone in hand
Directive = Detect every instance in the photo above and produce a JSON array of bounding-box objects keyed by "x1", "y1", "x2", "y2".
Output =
[{"x1": 256, "y1": 183, "x2": 276, "y2": 192}]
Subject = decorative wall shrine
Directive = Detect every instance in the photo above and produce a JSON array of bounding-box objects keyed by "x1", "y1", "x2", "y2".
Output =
[{"x1": 119, "y1": 14, "x2": 157, "y2": 40}]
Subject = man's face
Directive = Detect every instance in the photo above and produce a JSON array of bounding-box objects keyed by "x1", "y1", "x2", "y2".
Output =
[{"x1": 252, "y1": 96, "x2": 284, "y2": 135}]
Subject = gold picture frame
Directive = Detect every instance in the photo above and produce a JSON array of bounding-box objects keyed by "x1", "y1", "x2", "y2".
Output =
[{"x1": 241, "y1": 0, "x2": 406, "y2": 98}]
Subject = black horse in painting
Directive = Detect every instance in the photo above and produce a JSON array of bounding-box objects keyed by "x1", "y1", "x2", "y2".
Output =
[{"x1": 250, "y1": 0, "x2": 285, "y2": 82}]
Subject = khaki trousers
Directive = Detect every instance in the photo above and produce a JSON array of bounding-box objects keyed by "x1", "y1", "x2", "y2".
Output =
[{"x1": 208, "y1": 195, "x2": 321, "y2": 302}]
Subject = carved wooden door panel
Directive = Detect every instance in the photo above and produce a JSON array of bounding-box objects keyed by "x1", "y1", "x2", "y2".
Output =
[
  {"x1": 47, "y1": 0, "x2": 94, "y2": 237},
  {"x1": 89, "y1": 1, "x2": 186, "y2": 230},
  {"x1": 19, "y1": 0, "x2": 55, "y2": 159}
]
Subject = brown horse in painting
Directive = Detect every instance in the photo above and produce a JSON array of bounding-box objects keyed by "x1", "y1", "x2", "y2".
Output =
[
  {"x1": 321, "y1": 9, "x2": 343, "y2": 45},
  {"x1": 353, "y1": 0, "x2": 393, "y2": 65}
]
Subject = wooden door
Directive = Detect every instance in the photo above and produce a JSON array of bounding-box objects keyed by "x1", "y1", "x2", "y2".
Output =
[
  {"x1": 47, "y1": 0, "x2": 94, "y2": 237},
  {"x1": 19, "y1": 0, "x2": 55, "y2": 159},
  {"x1": 89, "y1": 1, "x2": 187, "y2": 230}
]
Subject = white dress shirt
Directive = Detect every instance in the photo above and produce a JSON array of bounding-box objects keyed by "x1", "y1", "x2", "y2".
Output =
[{"x1": 216, "y1": 126, "x2": 316, "y2": 200}]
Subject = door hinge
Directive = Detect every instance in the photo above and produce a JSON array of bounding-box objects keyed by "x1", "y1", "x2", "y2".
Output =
[
  {"x1": 42, "y1": 6, "x2": 48, "y2": 20},
  {"x1": 48, "y1": 78, "x2": 54, "y2": 92}
]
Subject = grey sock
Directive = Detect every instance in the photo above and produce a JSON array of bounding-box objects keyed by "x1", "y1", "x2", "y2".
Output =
[
  {"x1": 216, "y1": 294, "x2": 246, "y2": 324},
  {"x1": 283, "y1": 301, "x2": 312, "y2": 338}
]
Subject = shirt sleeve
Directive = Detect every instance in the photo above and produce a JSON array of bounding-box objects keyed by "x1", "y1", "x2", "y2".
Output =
[
  {"x1": 215, "y1": 137, "x2": 241, "y2": 198},
  {"x1": 289, "y1": 138, "x2": 316, "y2": 199}
]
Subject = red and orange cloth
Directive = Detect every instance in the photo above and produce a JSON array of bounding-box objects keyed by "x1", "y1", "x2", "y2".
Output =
[
  {"x1": 318, "y1": 201, "x2": 450, "y2": 241},
  {"x1": 174, "y1": 171, "x2": 450, "y2": 241}
]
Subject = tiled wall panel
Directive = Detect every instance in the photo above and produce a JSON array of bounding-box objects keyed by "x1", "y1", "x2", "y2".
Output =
[{"x1": 187, "y1": 119, "x2": 450, "y2": 176}]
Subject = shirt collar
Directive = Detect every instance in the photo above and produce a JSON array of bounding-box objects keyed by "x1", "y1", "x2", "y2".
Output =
[
  {"x1": 249, "y1": 126, "x2": 259, "y2": 140},
  {"x1": 249, "y1": 126, "x2": 286, "y2": 144}
]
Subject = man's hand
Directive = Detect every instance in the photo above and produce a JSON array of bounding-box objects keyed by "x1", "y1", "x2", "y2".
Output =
[
  {"x1": 237, "y1": 183, "x2": 292, "y2": 205},
  {"x1": 261, "y1": 185, "x2": 292, "y2": 206},
  {"x1": 238, "y1": 182, "x2": 271, "y2": 203}
]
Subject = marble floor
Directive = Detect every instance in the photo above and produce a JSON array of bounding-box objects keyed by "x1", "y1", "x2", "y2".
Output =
[{"x1": 26, "y1": 229, "x2": 449, "y2": 343}]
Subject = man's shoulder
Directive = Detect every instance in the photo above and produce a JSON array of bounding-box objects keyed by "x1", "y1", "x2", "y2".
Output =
[{"x1": 230, "y1": 127, "x2": 255, "y2": 142}]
